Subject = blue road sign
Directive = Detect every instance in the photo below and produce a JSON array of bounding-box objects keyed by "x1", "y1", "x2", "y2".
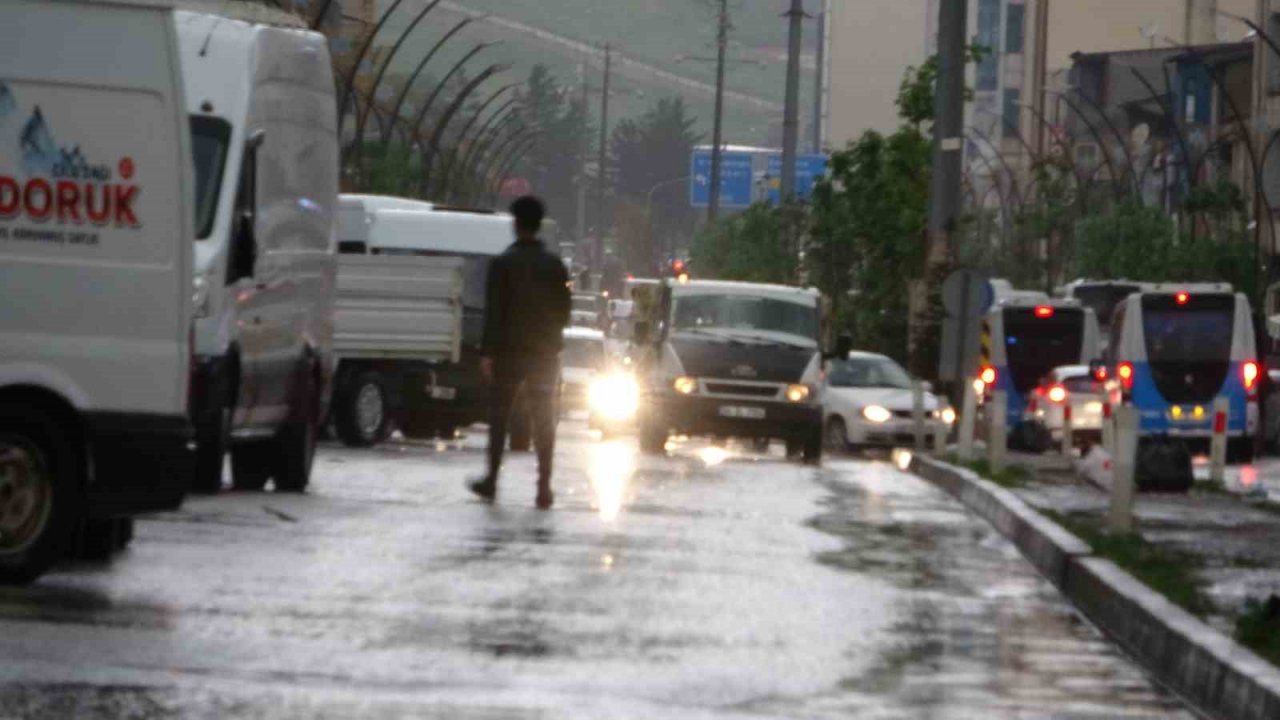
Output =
[
  {"x1": 765, "y1": 154, "x2": 828, "y2": 204},
  {"x1": 690, "y1": 149, "x2": 755, "y2": 208}
]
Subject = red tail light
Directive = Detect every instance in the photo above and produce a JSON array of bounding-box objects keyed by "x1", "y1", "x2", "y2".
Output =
[
  {"x1": 1118, "y1": 362, "x2": 1134, "y2": 392},
  {"x1": 1047, "y1": 384, "x2": 1068, "y2": 404},
  {"x1": 1034, "y1": 305, "x2": 1055, "y2": 318},
  {"x1": 979, "y1": 366, "x2": 997, "y2": 386},
  {"x1": 1175, "y1": 292, "x2": 1190, "y2": 306},
  {"x1": 1243, "y1": 360, "x2": 1261, "y2": 392},
  {"x1": 1093, "y1": 366, "x2": 1108, "y2": 382}
]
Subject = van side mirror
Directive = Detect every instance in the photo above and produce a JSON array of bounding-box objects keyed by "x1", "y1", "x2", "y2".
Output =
[
  {"x1": 827, "y1": 334, "x2": 852, "y2": 360},
  {"x1": 229, "y1": 211, "x2": 256, "y2": 283}
]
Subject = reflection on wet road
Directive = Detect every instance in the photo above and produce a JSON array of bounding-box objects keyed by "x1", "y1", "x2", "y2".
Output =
[{"x1": 0, "y1": 425, "x2": 1191, "y2": 718}]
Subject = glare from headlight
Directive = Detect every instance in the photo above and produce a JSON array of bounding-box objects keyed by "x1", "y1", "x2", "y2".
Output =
[
  {"x1": 589, "y1": 373, "x2": 640, "y2": 421},
  {"x1": 941, "y1": 407, "x2": 957, "y2": 425},
  {"x1": 673, "y1": 376, "x2": 697, "y2": 395},
  {"x1": 785, "y1": 384, "x2": 810, "y2": 403},
  {"x1": 862, "y1": 405, "x2": 893, "y2": 424}
]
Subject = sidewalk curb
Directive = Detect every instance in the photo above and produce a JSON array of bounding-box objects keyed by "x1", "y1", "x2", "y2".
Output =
[{"x1": 908, "y1": 454, "x2": 1280, "y2": 720}]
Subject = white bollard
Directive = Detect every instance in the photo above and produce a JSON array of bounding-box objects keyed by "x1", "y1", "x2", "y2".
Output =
[
  {"x1": 1062, "y1": 400, "x2": 1074, "y2": 457},
  {"x1": 1210, "y1": 396, "x2": 1229, "y2": 484},
  {"x1": 958, "y1": 382, "x2": 977, "y2": 462},
  {"x1": 934, "y1": 410, "x2": 948, "y2": 454},
  {"x1": 1108, "y1": 405, "x2": 1139, "y2": 532},
  {"x1": 989, "y1": 391, "x2": 1008, "y2": 473},
  {"x1": 912, "y1": 380, "x2": 926, "y2": 452}
]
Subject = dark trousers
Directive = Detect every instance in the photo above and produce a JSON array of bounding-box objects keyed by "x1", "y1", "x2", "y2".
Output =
[{"x1": 487, "y1": 354, "x2": 559, "y2": 487}]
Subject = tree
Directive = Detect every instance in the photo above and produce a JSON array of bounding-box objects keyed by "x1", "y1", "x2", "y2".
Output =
[
  {"x1": 510, "y1": 65, "x2": 593, "y2": 234},
  {"x1": 691, "y1": 203, "x2": 798, "y2": 285}
]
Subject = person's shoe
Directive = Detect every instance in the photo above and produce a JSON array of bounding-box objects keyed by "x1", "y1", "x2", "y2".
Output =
[
  {"x1": 468, "y1": 477, "x2": 496, "y2": 502},
  {"x1": 535, "y1": 486, "x2": 554, "y2": 510}
]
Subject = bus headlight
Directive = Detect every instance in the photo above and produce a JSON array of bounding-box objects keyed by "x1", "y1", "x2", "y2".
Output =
[
  {"x1": 673, "y1": 376, "x2": 697, "y2": 395},
  {"x1": 589, "y1": 373, "x2": 640, "y2": 421},
  {"x1": 785, "y1": 384, "x2": 811, "y2": 403}
]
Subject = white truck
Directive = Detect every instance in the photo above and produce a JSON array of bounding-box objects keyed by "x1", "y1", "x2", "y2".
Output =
[
  {"x1": 0, "y1": 0, "x2": 195, "y2": 582},
  {"x1": 330, "y1": 196, "x2": 464, "y2": 446},
  {"x1": 336, "y1": 194, "x2": 512, "y2": 439},
  {"x1": 177, "y1": 10, "x2": 339, "y2": 493}
]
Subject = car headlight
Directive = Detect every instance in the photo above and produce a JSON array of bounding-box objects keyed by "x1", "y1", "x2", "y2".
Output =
[
  {"x1": 785, "y1": 384, "x2": 811, "y2": 403},
  {"x1": 589, "y1": 373, "x2": 640, "y2": 421},
  {"x1": 941, "y1": 407, "x2": 957, "y2": 425},
  {"x1": 862, "y1": 405, "x2": 893, "y2": 424},
  {"x1": 673, "y1": 376, "x2": 697, "y2": 395}
]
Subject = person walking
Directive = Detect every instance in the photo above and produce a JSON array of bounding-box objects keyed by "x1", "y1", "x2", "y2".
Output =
[{"x1": 470, "y1": 196, "x2": 570, "y2": 509}]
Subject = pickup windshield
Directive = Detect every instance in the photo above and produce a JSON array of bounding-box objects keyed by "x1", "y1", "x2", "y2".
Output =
[
  {"x1": 672, "y1": 294, "x2": 818, "y2": 342},
  {"x1": 190, "y1": 116, "x2": 231, "y2": 240}
]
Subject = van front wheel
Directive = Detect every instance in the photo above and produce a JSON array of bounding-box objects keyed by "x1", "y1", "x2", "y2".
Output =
[{"x1": 0, "y1": 407, "x2": 79, "y2": 585}]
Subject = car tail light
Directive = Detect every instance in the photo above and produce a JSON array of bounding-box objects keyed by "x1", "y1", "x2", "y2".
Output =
[
  {"x1": 1117, "y1": 362, "x2": 1134, "y2": 393},
  {"x1": 1093, "y1": 366, "x2": 1108, "y2": 382},
  {"x1": 1034, "y1": 305, "x2": 1055, "y2": 318},
  {"x1": 1243, "y1": 360, "x2": 1261, "y2": 393},
  {"x1": 1047, "y1": 384, "x2": 1068, "y2": 404},
  {"x1": 1175, "y1": 291, "x2": 1189, "y2": 305},
  {"x1": 979, "y1": 366, "x2": 997, "y2": 386}
]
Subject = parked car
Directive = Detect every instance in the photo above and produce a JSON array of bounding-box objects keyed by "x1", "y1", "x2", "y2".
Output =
[
  {"x1": 1023, "y1": 365, "x2": 1105, "y2": 446},
  {"x1": 0, "y1": 0, "x2": 196, "y2": 582},
  {"x1": 822, "y1": 352, "x2": 955, "y2": 452},
  {"x1": 179, "y1": 11, "x2": 339, "y2": 493}
]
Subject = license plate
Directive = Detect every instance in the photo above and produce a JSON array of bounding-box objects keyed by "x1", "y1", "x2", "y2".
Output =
[
  {"x1": 430, "y1": 386, "x2": 457, "y2": 400},
  {"x1": 719, "y1": 405, "x2": 765, "y2": 420}
]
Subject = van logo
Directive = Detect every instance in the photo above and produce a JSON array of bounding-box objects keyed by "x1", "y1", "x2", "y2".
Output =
[{"x1": 731, "y1": 364, "x2": 757, "y2": 378}]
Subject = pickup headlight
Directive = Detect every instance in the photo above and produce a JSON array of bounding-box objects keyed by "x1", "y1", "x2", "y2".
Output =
[
  {"x1": 673, "y1": 376, "x2": 697, "y2": 395},
  {"x1": 785, "y1": 384, "x2": 811, "y2": 403},
  {"x1": 862, "y1": 405, "x2": 893, "y2": 424}
]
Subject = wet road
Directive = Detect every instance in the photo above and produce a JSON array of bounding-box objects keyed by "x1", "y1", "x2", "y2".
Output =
[{"x1": 0, "y1": 423, "x2": 1192, "y2": 718}]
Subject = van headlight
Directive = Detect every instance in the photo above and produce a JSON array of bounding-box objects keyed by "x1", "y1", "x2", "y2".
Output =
[
  {"x1": 192, "y1": 274, "x2": 212, "y2": 319},
  {"x1": 589, "y1": 373, "x2": 640, "y2": 421},
  {"x1": 862, "y1": 405, "x2": 893, "y2": 424},
  {"x1": 673, "y1": 376, "x2": 697, "y2": 395},
  {"x1": 785, "y1": 384, "x2": 811, "y2": 403}
]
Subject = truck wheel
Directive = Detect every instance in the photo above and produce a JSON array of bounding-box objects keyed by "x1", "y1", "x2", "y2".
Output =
[
  {"x1": 335, "y1": 370, "x2": 387, "y2": 448},
  {"x1": 0, "y1": 407, "x2": 79, "y2": 585},
  {"x1": 639, "y1": 417, "x2": 667, "y2": 454},
  {"x1": 274, "y1": 366, "x2": 319, "y2": 493},
  {"x1": 230, "y1": 441, "x2": 272, "y2": 491},
  {"x1": 191, "y1": 402, "x2": 229, "y2": 494},
  {"x1": 802, "y1": 425, "x2": 823, "y2": 465}
]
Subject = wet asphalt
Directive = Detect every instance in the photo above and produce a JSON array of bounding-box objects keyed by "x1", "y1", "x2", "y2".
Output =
[{"x1": 0, "y1": 423, "x2": 1194, "y2": 719}]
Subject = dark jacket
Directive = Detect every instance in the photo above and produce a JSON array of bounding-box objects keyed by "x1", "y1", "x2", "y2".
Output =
[{"x1": 482, "y1": 238, "x2": 571, "y2": 359}]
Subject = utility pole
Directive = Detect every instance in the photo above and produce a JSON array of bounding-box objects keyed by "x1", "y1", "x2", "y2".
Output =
[
  {"x1": 918, "y1": 0, "x2": 968, "y2": 373},
  {"x1": 594, "y1": 44, "x2": 612, "y2": 282},
  {"x1": 576, "y1": 58, "x2": 589, "y2": 258},
  {"x1": 811, "y1": 7, "x2": 826, "y2": 153},
  {"x1": 1030, "y1": 0, "x2": 1050, "y2": 159},
  {"x1": 708, "y1": 0, "x2": 729, "y2": 221},
  {"x1": 780, "y1": 0, "x2": 806, "y2": 201}
]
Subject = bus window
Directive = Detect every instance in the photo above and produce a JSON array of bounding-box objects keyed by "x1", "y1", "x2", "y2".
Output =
[
  {"x1": 1140, "y1": 294, "x2": 1233, "y2": 403},
  {"x1": 1004, "y1": 307, "x2": 1085, "y2": 394}
]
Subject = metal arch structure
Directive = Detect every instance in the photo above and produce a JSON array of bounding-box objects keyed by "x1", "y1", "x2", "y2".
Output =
[
  {"x1": 1018, "y1": 102, "x2": 1092, "y2": 203},
  {"x1": 378, "y1": 17, "x2": 482, "y2": 147},
  {"x1": 335, "y1": 0, "x2": 411, "y2": 134},
  {"x1": 468, "y1": 125, "x2": 535, "y2": 205},
  {"x1": 1048, "y1": 90, "x2": 1126, "y2": 200},
  {"x1": 450, "y1": 107, "x2": 521, "y2": 204},
  {"x1": 1053, "y1": 88, "x2": 1140, "y2": 195},
  {"x1": 433, "y1": 87, "x2": 518, "y2": 201},
  {"x1": 961, "y1": 130, "x2": 1019, "y2": 221},
  {"x1": 405, "y1": 43, "x2": 496, "y2": 155},
  {"x1": 1127, "y1": 67, "x2": 1194, "y2": 195},
  {"x1": 962, "y1": 123, "x2": 1027, "y2": 213},
  {"x1": 417, "y1": 63, "x2": 511, "y2": 196},
  {"x1": 347, "y1": 0, "x2": 447, "y2": 160}
]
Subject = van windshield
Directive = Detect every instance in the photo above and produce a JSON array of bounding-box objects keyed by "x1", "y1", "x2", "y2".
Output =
[
  {"x1": 1004, "y1": 307, "x2": 1085, "y2": 394},
  {"x1": 673, "y1": 294, "x2": 818, "y2": 344},
  {"x1": 190, "y1": 116, "x2": 231, "y2": 240}
]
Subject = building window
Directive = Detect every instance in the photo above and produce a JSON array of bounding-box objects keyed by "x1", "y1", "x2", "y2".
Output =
[
  {"x1": 1006, "y1": 4, "x2": 1025, "y2": 54},
  {"x1": 976, "y1": 0, "x2": 1001, "y2": 91},
  {"x1": 1002, "y1": 88, "x2": 1022, "y2": 138}
]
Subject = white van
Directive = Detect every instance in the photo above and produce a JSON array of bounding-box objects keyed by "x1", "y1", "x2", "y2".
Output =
[
  {"x1": 337, "y1": 195, "x2": 512, "y2": 437},
  {"x1": 0, "y1": 0, "x2": 194, "y2": 582},
  {"x1": 177, "y1": 11, "x2": 338, "y2": 493}
]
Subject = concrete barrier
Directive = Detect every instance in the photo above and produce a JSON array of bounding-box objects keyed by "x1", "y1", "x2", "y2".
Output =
[{"x1": 906, "y1": 453, "x2": 1280, "y2": 720}]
